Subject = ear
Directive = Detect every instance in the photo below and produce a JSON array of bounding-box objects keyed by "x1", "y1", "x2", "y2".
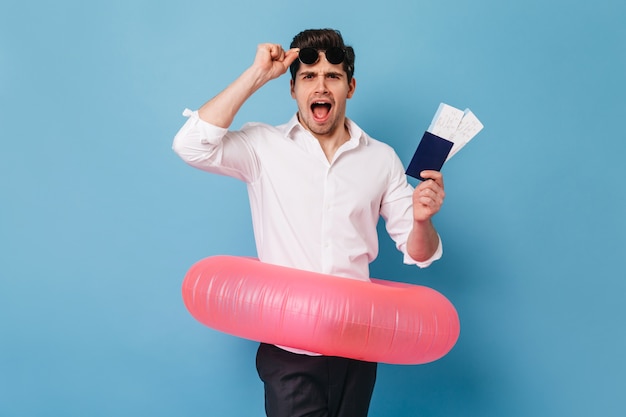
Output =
[
  {"x1": 347, "y1": 77, "x2": 356, "y2": 99},
  {"x1": 290, "y1": 79, "x2": 296, "y2": 98}
]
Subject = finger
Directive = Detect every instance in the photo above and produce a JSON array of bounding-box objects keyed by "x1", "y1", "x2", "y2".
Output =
[
  {"x1": 415, "y1": 184, "x2": 444, "y2": 207},
  {"x1": 420, "y1": 170, "x2": 444, "y2": 189},
  {"x1": 416, "y1": 178, "x2": 442, "y2": 197},
  {"x1": 256, "y1": 43, "x2": 276, "y2": 63},
  {"x1": 416, "y1": 193, "x2": 443, "y2": 215},
  {"x1": 269, "y1": 44, "x2": 285, "y2": 60},
  {"x1": 417, "y1": 189, "x2": 439, "y2": 205},
  {"x1": 283, "y1": 48, "x2": 300, "y2": 65}
]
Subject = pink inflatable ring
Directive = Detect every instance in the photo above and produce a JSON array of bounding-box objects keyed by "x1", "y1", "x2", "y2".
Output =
[{"x1": 182, "y1": 255, "x2": 460, "y2": 365}]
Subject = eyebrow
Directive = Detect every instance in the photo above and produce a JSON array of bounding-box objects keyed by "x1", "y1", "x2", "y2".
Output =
[{"x1": 299, "y1": 70, "x2": 345, "y2": 78}]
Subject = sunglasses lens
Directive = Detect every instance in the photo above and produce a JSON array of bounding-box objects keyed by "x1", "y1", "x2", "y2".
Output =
[
  {"x1": 299, "y1": 48, "x2": 319, "y2": 64},
  {"x1": 325, "y1": 47, "x2": 345, "y2": 64},
  {"x1": 298, "y1": 47, "x2": 346, "y2": 66}
]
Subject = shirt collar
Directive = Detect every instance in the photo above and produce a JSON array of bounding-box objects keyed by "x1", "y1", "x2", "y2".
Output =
[{"x1": 283, "y1": 113, "x2": 369, "y2": 146}]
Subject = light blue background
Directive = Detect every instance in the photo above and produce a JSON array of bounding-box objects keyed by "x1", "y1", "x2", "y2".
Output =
[{"x1": 2, "y1": 0, "x2": 625, "y2": 416}]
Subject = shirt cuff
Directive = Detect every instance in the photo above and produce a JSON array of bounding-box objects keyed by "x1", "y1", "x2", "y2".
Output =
[{"x1": 182, "y1": 108, "x2": 228, "y2": 145}]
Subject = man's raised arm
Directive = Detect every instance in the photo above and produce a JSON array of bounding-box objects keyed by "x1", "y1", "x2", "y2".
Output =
[{"x1": 198, "y1": 43, "x2": 299, "y2": 128}]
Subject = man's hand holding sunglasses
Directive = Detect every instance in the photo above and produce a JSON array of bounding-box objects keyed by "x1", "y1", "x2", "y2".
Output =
[{"x1": 252, "y1": 43, "x2": 300, "y2": 84}]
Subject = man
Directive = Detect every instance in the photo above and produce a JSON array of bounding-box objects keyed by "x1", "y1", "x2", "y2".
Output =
[{"x1": 173, "y1": 29, "x2": 445, "y2": 417}]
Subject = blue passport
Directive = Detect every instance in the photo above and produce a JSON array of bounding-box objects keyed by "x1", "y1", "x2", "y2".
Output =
[{"x1": 405, "y1": 131, "x2": 454, "y2": 181}]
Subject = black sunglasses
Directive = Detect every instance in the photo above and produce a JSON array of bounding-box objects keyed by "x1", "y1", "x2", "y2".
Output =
[{"x1": 298, "y1": 47, "x2": 346, "y2": 65}]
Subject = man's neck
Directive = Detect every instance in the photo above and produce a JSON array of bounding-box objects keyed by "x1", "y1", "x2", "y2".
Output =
[{"x1": 315, "y1": 124, "x2": 350, "y2": 162}]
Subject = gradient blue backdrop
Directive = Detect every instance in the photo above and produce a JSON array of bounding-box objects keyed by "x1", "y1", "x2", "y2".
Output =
[{"x1": 2, "y1": 0, "x2": 625, "y2": 416}]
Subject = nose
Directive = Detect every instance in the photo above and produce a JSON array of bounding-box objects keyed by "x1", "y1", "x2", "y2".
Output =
[{"x1": 313, "y1": 73, "x2": 329, "y2": 94}]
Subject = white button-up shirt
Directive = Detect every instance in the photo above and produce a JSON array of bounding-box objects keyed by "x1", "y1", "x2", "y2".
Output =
[{"x1": 172, "y1": 110, "x2": 442, "y2": 282}]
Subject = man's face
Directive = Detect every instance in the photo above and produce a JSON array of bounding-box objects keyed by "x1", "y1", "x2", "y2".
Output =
[{"x1": 290, "y1": 51, "x2": 356, "y2": 139}]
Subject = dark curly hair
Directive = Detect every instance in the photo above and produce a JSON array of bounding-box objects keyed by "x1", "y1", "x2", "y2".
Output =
[{"x1": 289, "y1": 29, "x2": 355, "y2": 84}]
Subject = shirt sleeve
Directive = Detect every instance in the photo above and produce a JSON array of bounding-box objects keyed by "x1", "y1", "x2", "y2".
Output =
[
  {"x1": 171, "y1": 109, "x2": 260, "y2": 183},
  {"x1": 380, "y1": 151, "x2": 443, "y2": 269}
]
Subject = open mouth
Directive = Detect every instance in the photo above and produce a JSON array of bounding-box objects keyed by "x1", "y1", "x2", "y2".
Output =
[{"x1": 311, "y1": 101, "x2": 332, "y2": 122}]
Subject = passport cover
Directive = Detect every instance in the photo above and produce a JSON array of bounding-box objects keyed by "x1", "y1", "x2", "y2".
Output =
[{"x1": 405, "y1": 131, "x2": 454, "y2": 181}]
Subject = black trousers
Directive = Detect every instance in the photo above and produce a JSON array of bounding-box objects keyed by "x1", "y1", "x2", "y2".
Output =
[{"x1": 256, "y1": 343, "x2": 377, "y2": 417}]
